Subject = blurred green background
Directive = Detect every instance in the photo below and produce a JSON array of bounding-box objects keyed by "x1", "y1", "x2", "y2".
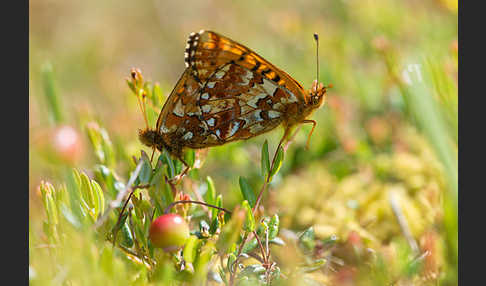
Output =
[{"x1": 29, "y1": 0, "x2": 457, "y2": 284}]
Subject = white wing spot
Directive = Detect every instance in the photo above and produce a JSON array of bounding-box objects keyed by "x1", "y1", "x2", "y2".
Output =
[
  {"x1": 262, "y1": 79, "x2": 277, "y2": 96},
  {"x1": 268, "y1": 110, "x2": 281, "y2": 119},
  {"x1": 202, "y1": 105, "x2": 211, "y2": 113},
  {"x1": 182, "y1": 132, "x2": 193, "y2": 140},
  {"x1": 215, "y1": 70, "x2": 226, "y2": 79},
  {"x1": 161, "y1": 124, "x2": 177, "y2": 134},
  {"x1": 215, "y1": 129, "x2": 221, "y2": 137},
  {"x1": 201, "y1": 93, "x2": 209, "y2": 100},
  {"x1": 238, "y1": 70, "x2": 253, "y2": 86},
  {"x1": 288, "y1": 92, "x2": 298, "y2": 103},
  {"x1": 207, "y1": 82, "x2": 216, "y2": 88},
  {"x1": 228, "y1": 121, "x2": 240, "y2": 137},
  {"x1": 173, "y1": 101, "x2": 184, "y2": 117},
  {"x1": 187, "y1": 110, "x2": 202, "y2": 116},
  {"x1": 247, "y1": 94, "x2": 267, "y2": 108},
  {"x1": 207, "y1": 118, "x2": 215, "y2": 126}
]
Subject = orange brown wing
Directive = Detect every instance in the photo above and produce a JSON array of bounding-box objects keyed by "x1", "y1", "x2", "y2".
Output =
[
  {"x1": 185, "y1": 30, "x2": 308, "y2": 104},
  {"x1": 156, "y1": 30, "x2": 308, "y2": 151}
]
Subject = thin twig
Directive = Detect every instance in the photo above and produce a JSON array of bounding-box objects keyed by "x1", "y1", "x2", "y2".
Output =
[
  {"x1": 253, "y1": 230, "x2": 268, "y2": 263},
  {"x1": 111, "y1": 184, "x2": 151, "y2": 246},
  {"x1": 246, "y1": 252, "x2": 265, "y2": 264},
  {"x1": 164, "y1": 200, "x2": 232, "y2": 215},
  {"x1": 94, "y1": 160, "x2": 144, "y2": 229},
  {"x1": 112, "y1": 190, "x2": 135, "y2": 247},
  {"x1": 229, "y1": 232, "x2": 250, "y2": 286}
]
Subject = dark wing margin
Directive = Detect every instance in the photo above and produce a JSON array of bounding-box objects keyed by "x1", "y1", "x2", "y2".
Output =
[{"x1": 184, "y1": 30, "x2": 306, "y2": 102}]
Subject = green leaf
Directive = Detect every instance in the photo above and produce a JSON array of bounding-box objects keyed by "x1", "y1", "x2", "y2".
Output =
[
  {"x1": 194, "y1": 241, "x2": 216, "y2": 283},
  {"x1": 60, "y1": 204, "x2": 81, "y2": 229},
  {"x1": 112, "y1": 211, "x2": 129, "y2": 234},
  {"x1": 64, "y1": 169, "x2": 85, "y2": 225},
  {"x1": 148, "y1": 161, "x2": 168, "y2": 214},
  {"x1": 322, "y1": 235, "x2": 338, "y2": 246},
  {"x1": 152, "y1": 82, "x2": 162, "y2": 106},
  {"x1": 205, "y1": 176, "x2": 216, "y2": 205},
  {"x1": 300, "y1": 258, "x2": 326, "y2": 273},
  {"x1": 210, "y1": 194, "x2": 223, "y2": 234},
  {"x1": 261, "y1": 140, "x2": 270, "y2": 177},
  {"x1": 39, "y1": 181, "x2": 59, "y2": 226},
  {"x1": 298, "y1": 227, "x2": 316, "y2": 252},
  {"x1": 239, "y1": 177, "x2": 256, "y2": 208},
  {"x1": 183, "y1": 235, "x2": 200, "y2": 264},
  {"x1": 160, "y1": 152, "x2": 175, "y2": 178},
  {"x1": 269, "y1": 237, "x2": 285, "y2": 246},
  {"x1": 269, "y1": 146, "x2": 284, "y2": 180},
  {"x1": 119, "y1": 221, "x2": 134, "y2": 248},
  {"x1": 217, "y1": 207, "x2": 245, "y2": 255},
  {"x1": 138, "y1": 151, "x2": 153, "y2": 185},
  {"x1": 242, "y1": 200, "x2": 255, "y2": 232},
  {"x1": 241, "y1": 238, "x2": 258, "y2": 253},
  {"x1": 85, "y1": 122, "x2": 115, "y2": 167},
  {"x1": 227, "y1": 253, "x2": 237, "y2": 273},
  {"x1": 256, "y1": 217, "x2": 269, "y2": 237},
  {"x1": 80, "y1": 172, "x2": 95, "y2": 209},
  {"x1": 268, "y1": 214, "x2": 279, "y2": 240},
  {"x1": 238, "y1": 264, "x2": 266, "y2": 279},
  {"x1": 126, "y1": 79, "x2": 136, "y2": 94},
  {"x1": 184, "y1": 149, "x2": 196, "y2": 168},
  {"x1": 91, "y1": 180, "x2": 105, "y2": 219},
  {"x1": 41, "y1": 62, "x2": 63, "y2": 124}
]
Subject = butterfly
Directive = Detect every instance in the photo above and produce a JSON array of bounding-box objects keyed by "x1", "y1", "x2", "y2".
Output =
[{"x1": 139, "y1": 30, "x2": 329, "y2": 166}]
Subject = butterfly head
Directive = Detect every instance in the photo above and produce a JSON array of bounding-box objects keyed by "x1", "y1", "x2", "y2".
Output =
[
  {"x1": 139, "y1": 129, "x2": 162, "y2": 150},
  {"x1": 307, "y1": 80, "x2": 329, "y2": 109}
]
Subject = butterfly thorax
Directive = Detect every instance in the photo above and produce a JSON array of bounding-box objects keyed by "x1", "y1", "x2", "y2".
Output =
[
  {"x1": 284, "y1": 80, "x2": 327, "y2": 128},
  {"x1": 139, "y1": 129, "x2": 183, "y2": 159}
]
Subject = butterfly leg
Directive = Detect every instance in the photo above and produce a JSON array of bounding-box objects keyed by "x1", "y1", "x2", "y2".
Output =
[
  {"x1": 170, "y1": 157, "x2": 191, "y2": 185},
  {"x1": 301, "y1": 120, "x2": 317, "y2": 150},
  {"x1": 283, "y1": 125, "x2": 302, "y2": 151}
]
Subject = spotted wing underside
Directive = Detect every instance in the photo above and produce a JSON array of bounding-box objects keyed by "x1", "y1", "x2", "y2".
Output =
[
  {"x1": 185, "y1": 30, "x2": 307, "y2": 103},
  {"x1": 155, "y1": 30, "x2": 307, "y2": 150}
]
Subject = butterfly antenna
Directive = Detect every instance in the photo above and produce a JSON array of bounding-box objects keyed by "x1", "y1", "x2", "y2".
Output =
[{"x1": 313, "y1": 33, "x2": 319, "y2": 84}]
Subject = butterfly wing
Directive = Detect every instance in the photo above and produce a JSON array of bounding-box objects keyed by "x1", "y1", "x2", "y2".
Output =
[
  {"x1": 186, "y1": 30, "x2": 308, "y2": 103},
  {"x1": 156, "y1": 30, "x2": 308, "y2": 151},
  {"x1": 187, "y1": 62, "x2": 299, "y2": 147}
]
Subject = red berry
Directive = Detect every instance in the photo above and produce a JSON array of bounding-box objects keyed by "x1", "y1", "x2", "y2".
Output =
[
  {"x1": 51, "y1": 125, "x2": 83, "y2": 164},
  {"x1": 149, "y1": 214, "x2": 190, "y2": 251}
]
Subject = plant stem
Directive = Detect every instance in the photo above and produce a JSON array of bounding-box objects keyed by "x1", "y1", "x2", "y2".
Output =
[
  {"x1": 253, "y1": 130, "x2": 289, "y2": 213},
  {"x1": 229, "y1": 232, "x2": 249, "y2": 286},
  {"x1": 164, "y1": 200, "x2": 232, "y2": 215},
  {"x1": 253, "y1": 230, "x2": 268, "y2": 263}
]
